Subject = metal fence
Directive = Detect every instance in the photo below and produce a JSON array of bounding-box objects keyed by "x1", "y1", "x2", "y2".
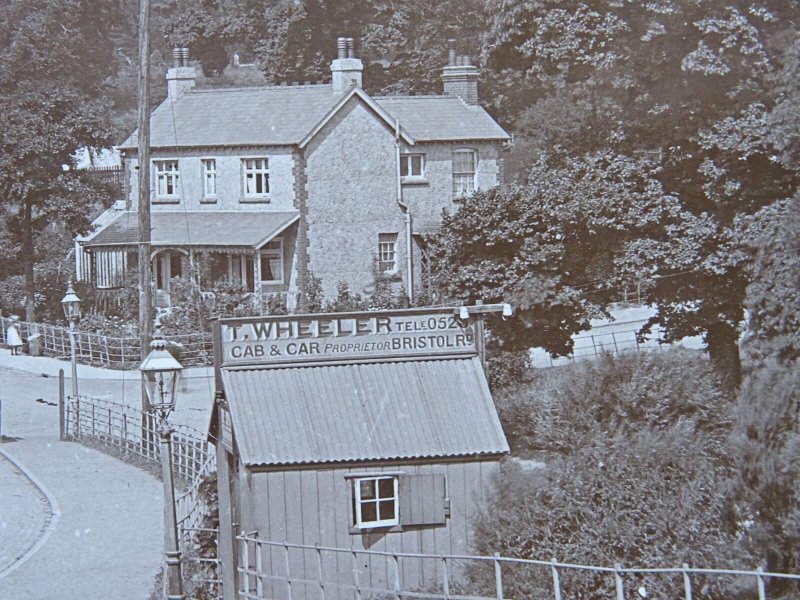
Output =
[
  {"x1": 1, "y1": 316, "x2": 212, "y2": 369},
  {"x1": 236, "y1": 537, "x2": 800, "y2": 600},
  {"x1": 62, "y1": 393, "x2": 220, "y2": 595}
]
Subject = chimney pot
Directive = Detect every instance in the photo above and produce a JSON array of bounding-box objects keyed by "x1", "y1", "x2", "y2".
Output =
[
  {"x1": 346, "y1": 37, "x2": 355, "y2": 59},
  {"x1": 172, "y1": 48, "x2": 182, "y2": 68},
  {"x1": 337, "y1": 37, "x2": 347, "y2": 59},
  {"x1": 447, "y1": 40, "x2": 457, "y2": 66},
  {"x1": 181, "y1": 47, "x2": 190, "y2": 66}
]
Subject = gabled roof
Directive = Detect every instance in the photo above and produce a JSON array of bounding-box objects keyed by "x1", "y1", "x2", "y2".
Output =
[
  {"x1": 375, "y1": 96, "x2": 510, "y2": 142},
  {"x1": 221, "y1": 356, "x2": 509, "y2": 468},
  {"x1": 118, "y1": 84, "x2": 509, "y2": 150},
  {"x1": 82, "y1": 210, "x2": 298, "y2": 248}
]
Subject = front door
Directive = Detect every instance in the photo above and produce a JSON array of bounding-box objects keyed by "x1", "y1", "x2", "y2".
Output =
[{"x1": 154, "y1": 252, "x2": 183, "y2": 307}]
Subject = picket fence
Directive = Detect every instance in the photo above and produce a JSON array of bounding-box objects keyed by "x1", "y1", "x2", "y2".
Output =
[{"x1": 236, "y1": 536, "x2": 800, "y2": 600}]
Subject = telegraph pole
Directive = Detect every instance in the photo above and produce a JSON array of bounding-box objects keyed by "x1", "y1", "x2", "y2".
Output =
[{"x1": 137, "y1": 0, "x2": 154, "y2": 447}]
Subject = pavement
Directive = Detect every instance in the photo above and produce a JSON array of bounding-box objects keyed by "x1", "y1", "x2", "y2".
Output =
[{"x1": 0, "y1": 348, "x2": 209, "y2": 599}]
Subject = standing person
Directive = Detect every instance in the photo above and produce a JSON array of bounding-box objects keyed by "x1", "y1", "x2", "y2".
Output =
[{"x1": 6, "y1": 316, "x2": 22, "y2": 355}]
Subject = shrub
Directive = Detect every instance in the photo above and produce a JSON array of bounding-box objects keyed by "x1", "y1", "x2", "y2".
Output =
[
  {"x1": 728, "y1": 362, "x2": 800, "y2": 597},
  {"x1": 493, "y1": 349, "x2": 731, "y2": 456}
]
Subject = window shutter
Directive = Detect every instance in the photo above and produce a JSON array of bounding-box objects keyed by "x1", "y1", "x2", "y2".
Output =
[{"x1": 399, "y1": 473, "x2": 447, "y2": 526}]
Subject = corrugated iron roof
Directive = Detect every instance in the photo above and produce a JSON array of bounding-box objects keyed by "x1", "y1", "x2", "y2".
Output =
[
  {"x1": 82, "y1": 210, "x2": 298, "y2": 248},
  {"x1": 118, "y1": 85, "x2": 509, "y2": 149},
  {"x1": 222, "y1": 357, "x2": 509, "y2": 467}
]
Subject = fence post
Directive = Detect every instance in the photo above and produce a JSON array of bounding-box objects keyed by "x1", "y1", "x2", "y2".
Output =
[
  {"x1": 551, "y1": 558, "x2": 562, "y2": 600},
  {"x1": 59, "y1": 369, "x2": 66, "y2": 440},
  {"x1": 392, "y1": 553, "x2": 401, "y2": 599},
  {"x1": 614, "y1": 563, "x2": 625, "y2": 600},
  {"x1": 255, "y1": 539, "x2": 263, "y2": 598},
  {"x1": 241, "y1": 533, "x2": 250, "y2": 596},
  {"x1": 494, "y1": 553, "x2": 503, "y2": 600},
  {"x1": 283, "y1": 541, "x2": 293, "y2": 600},
  {"x1": 591, "y1": 335, "x2": 598, "y2": 358},
  {"x1": 352, "y1": 550, "x2": 362, "y2": 600},
  {"x1": 756, "y1": 566, "x2": 767, "y2": 600},
  {"x1": 682, "y1": 563, "x2": 693, "y2": 600},
  {"x1": 441, "y1": 556, "x2": 450, "y2": 598},
  {"x1": 316, "y1": 544, "x2": 326, "y2": 600}
]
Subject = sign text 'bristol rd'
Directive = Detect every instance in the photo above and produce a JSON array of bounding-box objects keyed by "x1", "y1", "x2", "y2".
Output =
[{"x1": 219, "y1": 310, "x2": 476, "y2": 366}]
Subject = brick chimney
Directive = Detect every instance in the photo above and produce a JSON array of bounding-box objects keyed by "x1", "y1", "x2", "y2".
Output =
[
  {"x1": 331, "y1": 37, "x2": 363, "y2": 92},
  {"x1": 441, "y1": 40, "x2": 479, "y2": 105},
  {"x1": 167, "y1": 47, "x2": 196, "y2": 101}
]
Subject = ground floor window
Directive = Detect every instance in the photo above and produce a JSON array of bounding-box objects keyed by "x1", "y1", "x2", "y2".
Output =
[
  {"x1": 353, "y1": 475, "x2": 399, "y2": 529},
  {"x1": 260, "y1": 239, "x2": 283, "y2": 284},
  {"x1": 378, "y1": 233, "x2": 398, "y2": 275}
]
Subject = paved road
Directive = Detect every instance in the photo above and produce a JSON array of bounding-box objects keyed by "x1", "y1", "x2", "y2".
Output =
[{"x1": 0, "y1": 360, "x2": 165, "y2": 599}]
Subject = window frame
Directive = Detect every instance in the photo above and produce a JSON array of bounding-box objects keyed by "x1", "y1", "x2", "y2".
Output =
[
  {"x1": 201, "y1": 158, "x2": 217, "y2": 200},
  {"x1": 259, "y1": 238, "x2": 284, "y2": 285},
  {"x1": 241, "y1": 157, "x2": 270, "y2": 201},
  {"x1": 378, "y1": 233, "x2": 398, "y2": 275},
  {"x1": 452, "y1": 148, "x2": 477, "y2": 198},
  {"x1": 400, "y1": 153, "x2": 425, "y2": 180},
  {"x1": 351, "y1": 475, "x2": 400, "y2": 530},
  {"x1": 153, "y1": 159, "x2": 180, "y2": 201}
]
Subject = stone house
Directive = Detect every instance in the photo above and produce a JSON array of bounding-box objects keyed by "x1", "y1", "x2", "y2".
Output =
[{"x1": 79, "y1": 39, "x2": 509, "y2": 310}]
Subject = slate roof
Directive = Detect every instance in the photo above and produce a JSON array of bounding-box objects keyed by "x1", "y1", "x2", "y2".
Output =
[
  {"x1": 82, "y1": 210, "x2": 298, "y2": 248},
  {"x1": 119, "y1": 85, "x2": 509, "y2": 150},
  {"x1": 221, "y1": 356, "x2": 509, "y2": 468}
]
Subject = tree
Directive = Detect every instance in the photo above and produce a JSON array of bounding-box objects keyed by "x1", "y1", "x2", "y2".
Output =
[
  {"x1": 428, "y1": 153, "x2": 684, "y2": 357},
  {"x1": 0, "y1": 0, "x2": 123, "y2": 320},
  {"x1": 480, "y1": 1, "x2": 799, "y2": 388},
  {"x1": 164, "y1": 2, "x2": 232, "y2": 77}
]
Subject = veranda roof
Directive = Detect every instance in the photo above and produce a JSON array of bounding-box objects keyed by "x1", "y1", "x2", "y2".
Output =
[{"x1": 81, "y1": 210, "x2": 299, "y2": 250}]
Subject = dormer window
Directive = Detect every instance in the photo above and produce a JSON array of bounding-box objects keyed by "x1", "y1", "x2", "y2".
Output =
[
  {"x1": 400, "y1": 154, "x2": 425, "y2": 179},
  {"x1": 452, "y1": 149, "x2": 476, "y2": 197},
  {"x1": 153, "y1": 160, "x2": 180, "y2": 201},
  {"x1": 242, "y1": 158, "x2": 270, "y2": 201}
]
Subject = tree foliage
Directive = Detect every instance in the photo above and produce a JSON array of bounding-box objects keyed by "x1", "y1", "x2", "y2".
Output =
[
  {"x1": 474, "y1": 351, "x2": 751, "y2": 599},
  {"x1": 0, "y1": 0, "x2": 125, "y2": 319}
]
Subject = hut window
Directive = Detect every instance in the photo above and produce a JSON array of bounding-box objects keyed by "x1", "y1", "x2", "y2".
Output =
[{"x1": 352, "y1": 476, "x2": 399, "y2": 529}]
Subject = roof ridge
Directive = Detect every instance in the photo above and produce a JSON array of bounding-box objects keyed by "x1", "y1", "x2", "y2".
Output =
[
  {"x1": 188, "y1": 84, "x2": 333, "y2": 94},
  {"x1": 376, "y1": 94, "x2": 452, "y2": 100}
]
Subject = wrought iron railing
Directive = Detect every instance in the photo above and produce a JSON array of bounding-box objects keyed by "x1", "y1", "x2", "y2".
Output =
[{"x1": 235, "y1": 536, "x2": 800, "y2": 600}]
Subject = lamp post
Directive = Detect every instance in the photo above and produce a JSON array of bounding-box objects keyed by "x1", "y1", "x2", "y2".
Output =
[
  {"x1": 60, "y1": 282, "x2": 82, "y2": 401},
  {"x1": 140, "y1": 328, "x2": 185, "y2": 600}
]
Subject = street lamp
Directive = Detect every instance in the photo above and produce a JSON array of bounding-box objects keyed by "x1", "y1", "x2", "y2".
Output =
[
  {"x1": 140, "y1": 328, "x2": 185, "y2": 600},
  {"x1": 61, "y1": 282, "x2": 81, "y2": 401}
]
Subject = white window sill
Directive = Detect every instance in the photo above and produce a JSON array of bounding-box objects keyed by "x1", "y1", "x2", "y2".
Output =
[
  {"x1": 401, "y1": 177, "x2": 429, "y2": 186},
  {"x1": 153, "y1": 197, "x2": 180, "y2": 204},
  {"x1": 200, "y1": 197, "x2": 218, "y2": 204},
  {"x1": 240, "y1": 197, "x2": 271, "y2": 204},
  {"x1": 349, "y1": 524, "x2": 403, "y2": 534}
]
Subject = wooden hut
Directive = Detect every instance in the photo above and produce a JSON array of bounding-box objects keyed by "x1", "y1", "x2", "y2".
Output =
[{"x1": 209, "y1": 307, "x2": 509, "y2": 599}]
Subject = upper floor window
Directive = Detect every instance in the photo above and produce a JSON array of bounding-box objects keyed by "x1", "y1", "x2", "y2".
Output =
[
  {"x1": 201, "y1": 159, "x2": 217, "y2": 199},
  {"x1": 400, "y1": 154, "x2": 425, "y2": 179},
  {"x1": 378, "y1": 233, "x2": 398, "y2": 275},
  {"x1": 242, "y1": 158, "x2": 270, "y2": 199},
  {"x1": 154, "y1": 160, "x2": 180, "y2": 199},
  {"x1": 452, "y1": 149, "x2": 476, "y2": 197},
  {"x1": 260, "y1": 239, "x2": 283, "y2": 284}
]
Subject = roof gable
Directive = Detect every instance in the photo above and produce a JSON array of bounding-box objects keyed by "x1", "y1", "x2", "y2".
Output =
[{"x1": 298, "y1": 86, "x2": 415, "y2": 148}]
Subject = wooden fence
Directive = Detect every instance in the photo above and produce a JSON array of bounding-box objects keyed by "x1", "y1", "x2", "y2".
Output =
[
  {"x1": 1, "y1": 316, "x2": 212, "y2": 368},
  {"x1": 236, "y1": 536, "x2": 800, "y2": 600}
]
